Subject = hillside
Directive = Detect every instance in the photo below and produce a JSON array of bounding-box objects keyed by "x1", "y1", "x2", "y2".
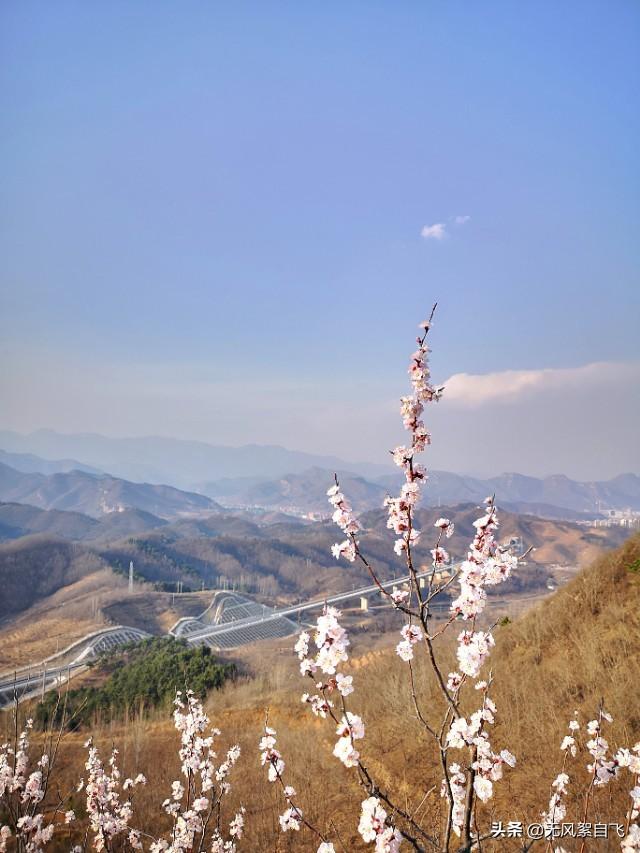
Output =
[
  {"x1": 0, "y1": 502, "x2": 98, "y2": 540},
  {"x1": 0, "y1": 502, "x2": 628, "y2": 623},
  {"x1": 362, "y1": 502, "x2": 631, "y2": 566},
  {"x1": 95, "y1": 503, "x2": 573, "y2": 602},
  {"x1": 0, "y1": 501, "x2": 632, "y2": 675},
  {"x1": 488, "y1": 532, "x2": 640, "y2": 814},
  {"x1": 0, "y1": 568, "x2": 125, "y2": 671},
  {"x1": 0, "y1": 463, "x2": 222, "y2": 519},
  {"x1": 0, "y1": 502, "x2": 168, "y2": 542},
  {"x1": 194, "y1": 533, "x2": 640, "y2": 845},
  {"x1": 0, "y1": 535, "x2": 110, "y2": 620},
  {"x1": 52, "y1": 499, "x2": 625, "y2": 606},
  {"x1": 0, "y1": 501, "x2": 307, "y2": 544},
  {"x1": 35, "y1": 638, "x2": 236, "y2": 729},
  {"x1": 22, "y1": 536, "x2": 638, "y2": 852}
]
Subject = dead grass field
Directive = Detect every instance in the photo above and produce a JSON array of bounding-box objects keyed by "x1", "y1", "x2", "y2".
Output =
[
  {"x1": 102, "y1": 590, "x2": 213, "y2": 634},
  {"x1": 0, "y1": 570, "x2": 123, "y2": 671},
  {"x1": 3, "y1": 534, "x2": 637, "y2": 851},
  {"x1": 0, "y1": 585, "x2": 215, "y2": 671}
]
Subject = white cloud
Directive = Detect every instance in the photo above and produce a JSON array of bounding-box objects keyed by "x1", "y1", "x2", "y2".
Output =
[
  {"x1": 454, "y1": 214, "x2": 471, "y2": 225},
  {"x1": 442, "y1": 361, "x2": 640, "y2": 407},
  {"x1": 420, "y1": 223, "x2": 446, "y2": 240}
]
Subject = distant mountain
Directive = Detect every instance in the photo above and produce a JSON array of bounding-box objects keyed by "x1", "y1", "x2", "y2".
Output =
[
  {"x1": 375, "y1": 470, "x2": 640, "y2": 515},
  {"x1": 0, "y1": 502, "x2": 168, "y2": 542},
  {"x1": 0, "y1": 463, "x2": 222, "y2": 519},
  {"x1": 0, "y1": 449, "x2": 103, "y2": 477},
  {"x1": 496, "y1": 502, "x2": 599, "y2": 521},
  {"x1": 196, "y1": 467, "x2": 640, "y2": 518},
  {"x1": 2, "y1": 501, "x2": 629, "y2": 621},
  {"x1": 0, "y1": 430, "x2": 390, "y2": 488},
  {"x1": 485, "y1": 472, "x2": 640, "y2": 513},
  {"x1": 0, "y1": 502, "x2": 98, "y2": 540},
  {"x1": 197, "y1": 467, "x2": 389, "y2": 514},
  {"x1": 1, "y1": 431, "x2": 636, "y2": 517}
]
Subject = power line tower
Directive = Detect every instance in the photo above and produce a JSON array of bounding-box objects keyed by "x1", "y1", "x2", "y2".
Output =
[{"x1": 128, "y1": 561, "x2": 134, "y2": 593}]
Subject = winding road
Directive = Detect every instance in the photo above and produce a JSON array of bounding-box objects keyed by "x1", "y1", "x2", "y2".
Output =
[
  {"x1": 0, "y1": 571, "x2": 435, "y2": 705},
  {"x1": 0, "y1": 564, "x2": 546, "y2": 707}
]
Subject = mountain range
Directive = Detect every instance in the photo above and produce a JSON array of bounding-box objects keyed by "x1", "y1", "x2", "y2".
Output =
[
  {"x1": 198, "y1": 467, "x2": 389, "y2": 513},
  {"x1": 372, "y1": 470, "x2": 640, "y2": 515},
  {"x1": 0, "y1": 430, "x2": 638, "y2": 518},
  {"x1": 0, "y1": 449, "x2": 103, "y2": 476},
  {"x1": 2, "y1": 499, "x2": 630, "y2": 624},
  {"x1": 0, "y1": 429, "x2": 389, "y2": 487},
  {"x1": 0, "y1": 501, "x2": 169, "y2": 541},
  {"x1": 200, "y1": 468, "x2": 640, "y2": 517},
  {"x1": 0, "y1": 498, "x2": 297, "y2": 543},
  {"x1": 0, "y1": 463, "x2": 220, "y2": 519}
]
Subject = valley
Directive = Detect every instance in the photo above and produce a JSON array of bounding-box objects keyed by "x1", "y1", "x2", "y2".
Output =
[{"x1": 0, "y1": 452, "x2": 636, "y2": 730}]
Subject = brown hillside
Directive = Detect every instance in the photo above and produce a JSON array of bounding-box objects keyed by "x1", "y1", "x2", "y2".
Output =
[
  {"x1": 15, "y1": 535, "x2": 638, "y2": 851},
  {"x1": 0, "y1": 535, "x2": 108, "y2": 619}
]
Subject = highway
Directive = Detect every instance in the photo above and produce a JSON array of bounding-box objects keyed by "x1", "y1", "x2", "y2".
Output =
[
  {"x1": 0, "y1": 563, "x2": 544, "y2": 706},
  {"x1": 0, "y1": 626, "x2": 150, "y2": 708},
  {"x1": 0, "y1": 572, "x2": 438, "y2": 704},
  {"x1": 177, "y1": 567, "x2": 449, "y2": 645}
]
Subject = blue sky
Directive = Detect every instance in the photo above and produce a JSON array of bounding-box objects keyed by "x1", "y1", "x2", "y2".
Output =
[{"x1": 1, "y1": 2, "x2": 638, "y2": 478}]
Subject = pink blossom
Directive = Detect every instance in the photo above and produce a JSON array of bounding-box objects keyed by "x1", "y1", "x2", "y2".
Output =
[
  {"x1": 390, "y1": 588, "x2": 409, "y2": 604},
  {"x1": 434, "y1": 517, "x2": 455, "y2": 537},
  {"x1": 333, "y1": 713, "x2": 365, "y2": 768},
  {"x1": 312, "y1": 607, "x2": 350, "y2": 674},
  {"x1": 0, "y1": 827, "x2": 11, "y2": 853},
  {"x1": 447, "y1": 672, "x2": 463, "y2": 691},
  {"x1": 336, "y1": 673, "x2": 354, "y2": 696},
  {"x1": 456, "y1": 630, "x2": 495, "y2": 678},
  {"x1": 430, "y1": 546, "x2": 450, "y2": 565},
  {"x1": 327, "y1": 483, "x2": 360, "y2": 561},
  {"x1": 474, "y1": 776, "x2": 493, "y2": 803},
  {"x1": 358, "y1": 796, "x2": 402, "y2": 851},
  {"x1": 395, "y1": 624, "x2": 423, "y2": 662}
]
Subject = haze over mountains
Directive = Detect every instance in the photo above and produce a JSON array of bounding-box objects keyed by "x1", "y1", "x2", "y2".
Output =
[
  {"x1": 0, "y1": 430, "x2": 638, "y2": 519},
  {"x1": 0, "y1": 501, "x2": 170, "y2": 542},
  {"x1": 0, "y1": 430, "x2": 387, "y2": 487},
  {"x1": 0, "y1": 449, "x2": 102, "y2": 476},
  {"x1": 373, "y1": 470, "x2": 640, "y2": 516},
  {"x1": 0, "y1": 463, "x2": 220, "y2": 519},
  {"x1": 199, "y1": 467, "x2": 640, "y2": 517},
  {"x1": 0, "y1": 441, "x2": 636, "y2": 672}
]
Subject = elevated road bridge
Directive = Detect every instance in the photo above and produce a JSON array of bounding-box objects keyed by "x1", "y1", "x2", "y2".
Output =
[
  {"x1": 0, "y1": 568, "x2": 457, "y2": 706},
  {"x1": 0, "y1": 626, "x2": 150, "y2": 708}
]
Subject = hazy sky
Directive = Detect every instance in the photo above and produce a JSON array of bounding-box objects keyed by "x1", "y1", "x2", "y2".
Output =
[{"x1": 1, "y1": 2, "x2": 638, "y2": 479}]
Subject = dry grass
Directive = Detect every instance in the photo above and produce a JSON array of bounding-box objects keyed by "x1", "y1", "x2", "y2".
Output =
[
  {"x1": 4, "y1": 535, "x2": 638, "y2": 851},
  {"x1": 0, "y1": 584, "x2": 214, "y2": 670},
  {"x1": 102, "y1": 590, "x2": 213, "y2": 634},
  {"x1": 0, "y1": 570, "x2": 122, "y2": 670}
]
